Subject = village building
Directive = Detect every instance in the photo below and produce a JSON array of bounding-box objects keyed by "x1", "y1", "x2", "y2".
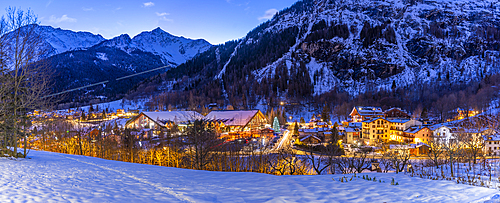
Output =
[
  {"x1": 484, "y1": 135, "x2": 500, "y2": 156},
  {"x1": 125, "y1": 111, "x2": 203, "y2": 138},
  {"x1": 298, "y1": 127, "x2": 331, "y2": 144},
  {"x1": 299, "y1": 134, "x2": 322, "y2": 145},
  {"x1": 362, "y1": 117, "x2": 390, "y2": 145},
  {"x1": 428, "y1": 124, "x2": 456, "y2": 142},
  {"x1": 384, "y1": 108, "x2": 410, "y2": 119},
  {"x1": 388, "y1": 119, "x2": 422, "y2": 143},
  {"x1": 204, "y1": 110, "x2": 269, "y2": 140},
  {"x1": 404, "y1": 126, "x2": 432, "y2": 144},
  {"x1": 344, "y1": 127, "x2": 361, "y2": 144},
  {"x1": 350, "y1": 106, "x2": 384, "y2": 122}
]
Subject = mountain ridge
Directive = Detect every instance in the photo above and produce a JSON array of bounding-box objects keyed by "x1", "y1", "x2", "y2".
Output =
[{"x1": 128, "y1": 0, "x2": 500, "y2": 110}]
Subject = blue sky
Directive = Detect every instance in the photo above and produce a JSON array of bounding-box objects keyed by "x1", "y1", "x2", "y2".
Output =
[{"x1": 0, "y1": 0, "x2": 298, "y2": 45}]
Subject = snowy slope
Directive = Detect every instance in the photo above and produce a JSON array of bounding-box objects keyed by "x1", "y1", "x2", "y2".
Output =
[
  {"x1": 9, "y1": 25, "x2": 211, "y2": 66},
  {"x1": 34, "y1": 25, "x2": 105, "y2": 57},
  {"x1": 247, "y1": 0, "x2": 500, "y2": 95},
  {"x1": 98, "y1": 27, "x2": 212, "y2": 65},
  {"x1": 2, "y1": 150, "x2": 500, "y2": 202}
]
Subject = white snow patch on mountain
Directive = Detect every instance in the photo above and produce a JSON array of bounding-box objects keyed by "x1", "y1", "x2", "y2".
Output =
[{"x1": 96, "y1": 52, "x2": 108, "y2": 61}]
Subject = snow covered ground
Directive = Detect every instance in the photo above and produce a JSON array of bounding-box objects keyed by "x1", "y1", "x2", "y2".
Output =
[
  {"x1": 69, "y1": 99, "x2": 146, "y2": 113},
  {"x1": 2, "y1": 151, "x2": 500, "y2": 202}
]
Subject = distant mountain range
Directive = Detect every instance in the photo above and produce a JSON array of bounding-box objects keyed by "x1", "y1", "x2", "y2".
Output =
[{"x1": 24, "y1": 25, "x2": 212, "y2": 104}]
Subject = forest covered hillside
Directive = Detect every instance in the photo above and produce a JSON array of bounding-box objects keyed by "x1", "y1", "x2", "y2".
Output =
[{"x1": 129, "y1": 0, "x2": 500, "y2": 120}]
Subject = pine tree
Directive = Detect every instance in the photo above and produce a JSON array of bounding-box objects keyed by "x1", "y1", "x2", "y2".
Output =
[
  {"x1": 321, "y1": 103, "x2": 331, "y2": 122},
  {"x1": 273, "y1": 117, "x2": 280, "y2": 133},
  {"x1": 293, "y1": 121, "x2": 299, "y2": 136}
]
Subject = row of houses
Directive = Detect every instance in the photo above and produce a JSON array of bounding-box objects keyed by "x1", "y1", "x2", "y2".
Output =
[
  {"x1": 343, "y1": 106, "x2": 500, "y2": 156},
  {"x1": 124, "y1": 110, "x2": 272, "y2": 140}
]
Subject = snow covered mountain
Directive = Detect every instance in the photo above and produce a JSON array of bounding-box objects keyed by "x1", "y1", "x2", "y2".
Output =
[
  {"x1": 96, "y1": 27, "x2": 211, "y2": 66},
  {"x1": 143, "y1": 0, "x2": 500, "y2": 104},
  {"x1": 33, "y1": 27, "x2": 212, "y2": 104},
  {"x1": 33, "y1": 25, "x2": 106, "y2": 57}
]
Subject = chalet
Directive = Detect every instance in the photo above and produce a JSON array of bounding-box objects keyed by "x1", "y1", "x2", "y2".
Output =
[
  {"x1": 403, "y1": 126, "x2": 432, "y2": 144},
  {"x1": 298, "y1": 127, "x2": 330, "y2": 143},
  {"x1": 350, "y1": 106, "x2": 384, "y2": 122},
  {"x1": 204, "y1": 110, "x2": 268, "y2": 140},
  {"x1": 384, "y1": 108, "x2": 410, "y2": 119},
  {"x1": 299, "y1": 134, "x2": 322, "y2": 145},
  {"x1": 126, "y1": 111, "x2": 203, "y2": 131},
  {"x1": 388, "y1": 119, "x2": 422, "y2": 143},
  {"x1": 409, "y1": 143, "x2": 430, "y2": 156},
  {"x1": 428, "y1": 124, "x2": 455, "y2": 142},
  {"x1": 345, "y1": 127, "x2": 360, "y2": 144}
]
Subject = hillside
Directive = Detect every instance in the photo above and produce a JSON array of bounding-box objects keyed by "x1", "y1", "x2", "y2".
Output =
[
  {"x1": 1, "y1": 150, "x2": 497, "y2": 202},
  {"x1": 131, "y1": 0, "x2": 500, "y2": 111}
]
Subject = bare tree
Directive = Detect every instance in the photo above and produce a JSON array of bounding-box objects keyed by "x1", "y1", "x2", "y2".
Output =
[
  {"x1": 0, "y1": 7, "x2": 51, "y2": 157},
  {"x1": 332, "y1": 146, "x2": 372, "y2": 174},
  {"x1": 426, "y1": 136, "x2": 445, "y2": 168},
  {"x1": 462, "y1": 129, "x2": 484, "y2": 165},
  {"x1": 304, "y1": 144, "x2": 337, "y2": 175},
  {"x1": 383, "y1": 146, "x2": 411, "y2": 173},
  {"x1": 183, "y1": 119, "x2": 223, "y2": 170},
  {"x1": 268, "y1": 146, "x2": 309, "y2": 175},
  {"x1": 442, "y1": 133, "x2": 464, "y2": 177}
]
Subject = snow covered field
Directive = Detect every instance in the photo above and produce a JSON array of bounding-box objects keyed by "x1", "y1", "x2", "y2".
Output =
[{"x1": 2, "y1": 150, "x2": 500, "y2": 202}]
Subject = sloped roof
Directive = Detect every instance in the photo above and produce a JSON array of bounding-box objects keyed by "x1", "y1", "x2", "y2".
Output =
[
  {"x1": 204, "y1": 110, "x2": 262, "y2": 126},
  {"x1": 345, "y1": 127, "x2": 359, "y2": 133},
  {"x1": 300, "y1": 134, "x2": 322, "y2": 142},
  {"x1": 484, "y1": 134, "x2": 500, "y2": 141},
  {"x1": 142, "y1": 111, "x2": 203, "y2": 124},
  {"x1": 404, "y1": 126, "x2": 426, "y2": 134},
  {"x1": 428, "y1": 123, "x2": 450, "y2": 131},
  {"x1": 352, "y1": 106, "x2": 384, "y2": 116},
  {"x1": 387, "y1": 119, "x2": 411, "y2": 124},
  {"x1": 362, "y1": 117, "x2": 387, "y2": 123},
  {"x1": 349, "y1": 122, "x2": 362, "y2": 128}
]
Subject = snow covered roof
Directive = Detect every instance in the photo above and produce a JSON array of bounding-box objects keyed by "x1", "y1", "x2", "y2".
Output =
[
  {"x1": 300, "y1": 134, "x2": 322, "y2": 142},
  {"x1": 348, "y1": 122, "x2": 362, "y2": 128},
  {"x1": 204, "y1": 110, "x2": 263, "y2": 126},
  {"x1": 345, "y1": 127, "x2": 359, "y2": 133},
  {"x1": 384, "y1": 107, "x2": 407, "y2": 113},
  {"x1": 301, "y1": 129, "x2": 318, "y2": 133},
  {"x1": 141, "y1": 111, "x2": 203, "y2": 124},
  {"x1": 103, "y1": 118, "x2": 131, "y2": 128},
  {"x1": 362, "y1": 117, "x2": 387, "y2": 123},
  {"x1": 352, "y1": 106, "x2": 384, "y2": 116},
  {"x1": 428, "y1": 123, "x2": 450, "y2": 131},
  {"x1": 404, "y1": 126, "x2": 426, "y2": 134},
  {"x1": 387, "y1": 119, "x2": 411, "y2": 124},
  {"x1": 484, "y1": 134, "x2": 500, "y2": 141}
]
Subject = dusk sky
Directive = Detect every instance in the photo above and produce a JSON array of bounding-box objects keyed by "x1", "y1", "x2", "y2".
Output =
[{"x1": 0, "y1": 0, "x2": 298, "y2": 45}]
